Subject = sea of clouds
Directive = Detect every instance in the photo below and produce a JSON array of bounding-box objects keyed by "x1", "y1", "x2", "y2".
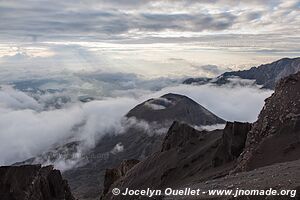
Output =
[{"x1": 0, "y1": 72, "x2": 273, "y2": 168}]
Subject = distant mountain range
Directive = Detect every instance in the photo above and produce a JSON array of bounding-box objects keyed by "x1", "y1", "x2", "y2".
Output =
[{"x1": 183, "y1": 57, "x2": 300, "y2": 89}]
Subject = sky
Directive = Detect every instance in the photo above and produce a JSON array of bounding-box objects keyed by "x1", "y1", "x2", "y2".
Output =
[{"x1": 0, "y1": 0, "x2": 299, "y2": 79}]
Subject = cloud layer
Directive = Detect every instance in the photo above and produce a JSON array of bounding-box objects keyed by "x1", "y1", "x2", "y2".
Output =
[
  {"x1": 0, "y1": 86, "x2": 138, "y2": 165},
  {"x1": 0, "y1": 77, "x2": 272, "y2": 167}
]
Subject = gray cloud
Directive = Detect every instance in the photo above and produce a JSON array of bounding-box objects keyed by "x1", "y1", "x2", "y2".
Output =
[
  {"x1": 0, "y1": 0, "x2": 298, "y2": 43},
  {"x1": 0, "y1": 4, "x2": 237, "y2": 42},
  {"x1": 0, "y1": 0, "x2": 299, "y2": 81},
  {"x1": 139, "y1": 12, "x2": 236, "y2": 32},
  {"x1": 0, "y1": 0, "x2": 299, "y2": 64}
]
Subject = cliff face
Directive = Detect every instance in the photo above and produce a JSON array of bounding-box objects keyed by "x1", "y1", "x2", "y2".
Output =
[
  {"x1": 0, "y1": 165, "x2": 74, "y2": 200},
  {"x1": 213, "y1": 122, "x2": 252, "y2": 167},
  {"x1": 102, "y1": 159, "x2": 139, "y2": 197},
  {"x1": 236, "y1": 71, "x2": 300, "y2": 171},
  {"x1": 100, "y1": 121, "x2": 251, "y2": 200},
  {"x1": 161, "y1": 122, "x2": 205, "y2": 152}
]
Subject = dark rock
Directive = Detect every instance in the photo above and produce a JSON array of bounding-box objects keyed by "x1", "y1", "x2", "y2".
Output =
[
  {"x1": 0, "y1": 165, "x2": 75, "y2": 200},
  {"x1": 223, "y1": 122, "x2": 252, "y2": 157},
  {"x1": 102, "y1": 159, "x2": 139, "y2": 196},
  {"x1": 213, "y1": 122, "x2": 252, "y2": 167},
  {"x1": 161, "y1": 121, "x2": 205, "y2": 152}
]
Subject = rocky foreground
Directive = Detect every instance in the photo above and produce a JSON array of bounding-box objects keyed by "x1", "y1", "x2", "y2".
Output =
[{"x1": 0, "y1": 165, "x2": 74, "y2": 200}]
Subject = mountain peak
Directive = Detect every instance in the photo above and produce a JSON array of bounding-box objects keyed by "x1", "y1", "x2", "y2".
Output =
[{"x1": 126, "y1": 93, "x2": 225, "y2": 126}]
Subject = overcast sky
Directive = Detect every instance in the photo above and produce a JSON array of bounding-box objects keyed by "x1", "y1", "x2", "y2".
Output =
[{"x1": 0, "y1": 0, "x2": 299, "y2": 78}]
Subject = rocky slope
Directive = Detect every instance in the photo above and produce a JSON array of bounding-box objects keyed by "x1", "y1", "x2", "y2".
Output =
[
  {"x1": 102, "y1": 159, "x2": 140, "y2": 197},
  {"x1": 0, "y1": 165, "x2": 74, "y2": 200},
  {"x1": 100, "y1": 121, "x2": 251, "y2": 200},
  {"x1": 236, "y1": 71, "x2": 300, "y2": 172},
  {"x1": 15, "y1": 93, "x2": 224, "y2": 200},
  {"x1": 173, "y1": 159, "x2": 300, "y2": 200},
  {"x1": 184, "y1": 57, "x2": 300, "y2": 89}
]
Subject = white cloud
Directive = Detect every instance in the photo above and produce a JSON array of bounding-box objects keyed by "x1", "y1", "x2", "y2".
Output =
[
  {"x1": 0, "y1": 85, "x2": 41, "y2": 110},
  {"x1": 144, "y1": 97, "x2": 174, "y2": 110},
  {"x1": 0, "y1": 77, "x2": 272, "y2": 168},
  {"x1": 147, "y1": 82, "x2": 273, "y2": 122},
  {"x1": 145, "y1": 102, "x2": 166, "y2": 110},
  {"x1": 0, "y1": 88, "x2": 138, "y2": 165},
  {"x1": 194, "y1": 124, "x2": 226, "y2": 131}
]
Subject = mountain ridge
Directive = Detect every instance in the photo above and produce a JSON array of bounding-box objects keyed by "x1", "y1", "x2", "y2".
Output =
[{"x1": 183, "y1": 57, "x2": 300, "y2": 89}]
